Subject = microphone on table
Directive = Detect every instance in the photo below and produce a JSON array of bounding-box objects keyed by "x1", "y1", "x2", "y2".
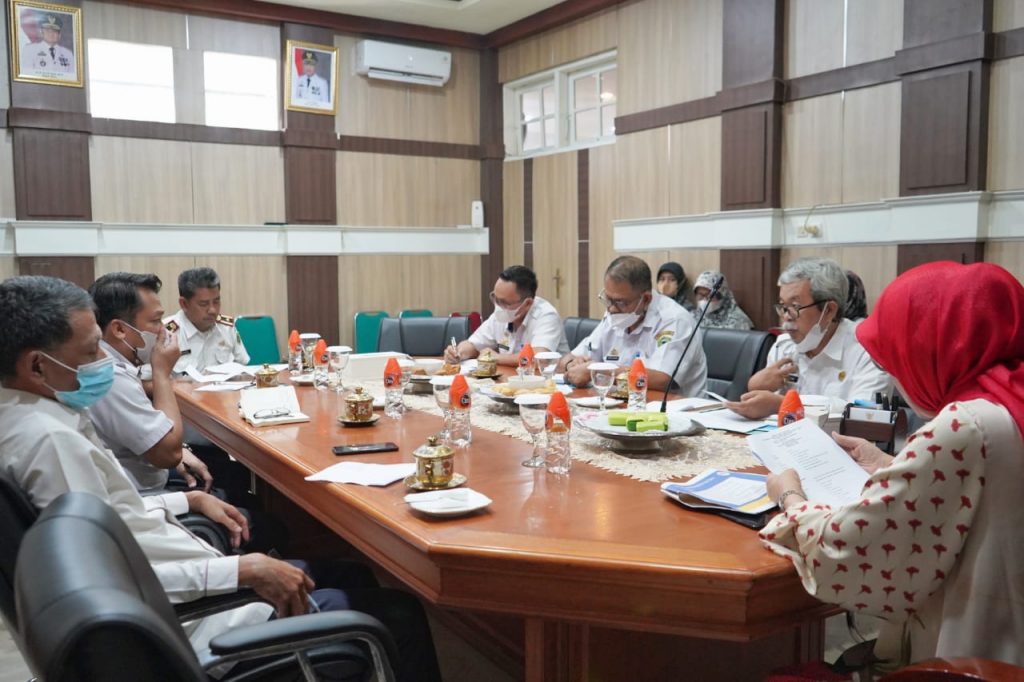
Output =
[{"x1": 659, "y1": 274, "x2": 724, "y2": 413}]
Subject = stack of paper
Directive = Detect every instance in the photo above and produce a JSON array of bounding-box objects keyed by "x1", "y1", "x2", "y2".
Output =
[
  {"x1": 239, "y1": 386, "x2": 310, "y2": 426},
  {"x1": 747, "y1": 418, "x2": 869, "y2": 507},
  {"x1": 661, "y1": 469, "x2": 774, "y2": 515},
  {"x1": 306, "y1": 462, "x2": 415, "y2": 486}
]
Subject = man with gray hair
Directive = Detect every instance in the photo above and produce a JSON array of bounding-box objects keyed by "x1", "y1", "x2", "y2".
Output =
[
  {"x1": 165, "y1": 267, "x2": 249, "y2": 374},
  {"x1": 558, "y1": 255, "x2": 708, "y2": 395},
  {"x1": 727, "y1": 257, "x2": 890, "y2": 418}
]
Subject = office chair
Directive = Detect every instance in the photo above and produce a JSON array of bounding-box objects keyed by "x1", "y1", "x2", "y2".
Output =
[
  {"x1": 15, "y1": 493, "x2": 398, "y2": 682},
  {"x1": 562, "y1": 317, "x2": 600, "y2": 350},
  {"x1": 236, "y1": 315, "x2": 281, "y2": 365},
  {"x1": 701, "y1": 328, "x2": 776, "y2": 401},
  {"x1": 376, "y1": 316, "x2": 470, "y2": 355}
]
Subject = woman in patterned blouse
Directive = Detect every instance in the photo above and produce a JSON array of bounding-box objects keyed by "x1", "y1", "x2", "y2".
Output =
[{"x1": 762, "y1": 261, "x2": 1024, "y2": 669}]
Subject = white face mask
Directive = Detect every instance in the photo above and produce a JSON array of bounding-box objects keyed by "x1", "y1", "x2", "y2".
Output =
[
  {"x1": 493, "y1": 300, "x2": 526, "y2": 325},
  {"x1": 698, "y1": 299, "x2": 721, "y2": 314},
  {"x1": 607, "y1": 298, "x2": 644, "y2": 331},
  {"x1": 791, "y1": 306, "x2": 829, "y2": 353},
  {"x1": 120, "y1": 320, "x2": 158, "y2": 365}
]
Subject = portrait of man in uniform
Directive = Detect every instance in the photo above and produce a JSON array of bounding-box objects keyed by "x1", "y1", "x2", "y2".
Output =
[
  {"x1": 284, "y1": 40, "x2": 338, "y2": 115},
  {"x1": 10, "y1": 1, "x2": 83, "y2": 87}
]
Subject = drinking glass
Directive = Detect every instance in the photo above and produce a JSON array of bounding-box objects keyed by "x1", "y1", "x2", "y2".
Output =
[
  {"x1": 535, "y1": 352, "x2": 560, "y2": 381},
  {"x1": 515, "y1": 394, "x2": 549, "y2": 468},
  {"x1": 299, "y1": 333, "x2": 320, "y2": 372},
  {"x1": 327, "y1": 345, "x2": 351, "y2": 393},
  {"x1": 588, "y1": 362, "x2": 618, "y2": 413},
  {"x1": 431, "y1": 376, "x2": 455, "y2": 438}
]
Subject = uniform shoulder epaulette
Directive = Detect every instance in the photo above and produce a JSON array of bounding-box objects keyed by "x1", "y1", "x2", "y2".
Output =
[
  {"x1": 165, "y1": 320, "x2": 180, "y2": 333},
  {"x1": 217, "y1": 314, "x2": 236, "y2": 326}
]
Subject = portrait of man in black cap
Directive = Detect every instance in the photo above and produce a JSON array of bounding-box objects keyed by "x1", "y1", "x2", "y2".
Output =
[
  {"x1": 285, "y1": 41, "x2": 337, "y2": 114},
  {"x1": 11, "y1": 1, "x2": 82, "y2": 86}
]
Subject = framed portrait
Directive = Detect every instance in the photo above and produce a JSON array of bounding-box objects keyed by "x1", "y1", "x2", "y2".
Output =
[
  {"x1": 9, "y1": 1, "x2": 83, "y2": 87},
  {"x1": 284, "y1": 40, "x2": 338, "y2": 116}
]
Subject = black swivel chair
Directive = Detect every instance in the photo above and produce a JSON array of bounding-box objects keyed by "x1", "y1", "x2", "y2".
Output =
[
  {"x1": 15, "y1": 492, "x2": 399, "y2": 682},
  {"x1": 700, "y1": 328, "x2": 776, "y2": 401},
  {"x1": 376, "y1": 316, "x2": 470, "y2": 355},
  {"x1": 563, "y1": 317, "x2": 600, "y2": 350},
  {"x1": 0, "y1": 470, "x2": 39, "y2": 640}
]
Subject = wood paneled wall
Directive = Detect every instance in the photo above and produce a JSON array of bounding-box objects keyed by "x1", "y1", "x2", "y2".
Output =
[
  {"x1": 988, "y1": 56, "x2": 1024, "y2": 190},
  {"x1": 780, "y1": 246, "x2": 899, "y2": 315},
  {"x1": 497, "y1": 7, "x2": 618, "y2": 84},
  {"x1": 995, "y1": 0, "x2": 1024, "y2": 30},
  {"x1": 0, "y1": 133, "x2": 15, "y2": 218}
]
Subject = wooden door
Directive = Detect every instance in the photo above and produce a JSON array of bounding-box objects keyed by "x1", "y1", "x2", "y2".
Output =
[{"x1": 530, "y1": 152, "x2": 579, "y2": 317}]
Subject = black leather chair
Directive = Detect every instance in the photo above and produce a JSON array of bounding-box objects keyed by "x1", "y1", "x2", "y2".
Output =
[
  {"x1": 563, "y1": 317, "x2": 600, "y2": 350},
  {"x1": 15, "y1": 493, "x2": 399, "y2": 682},
  {"x1": 376, "y1": 316, "x2": 470, "y2": 355},
  {"x1": 0, "y1": 470, "x2": 39, "y2": 638},
  {"x1": 701, "y1": 328, "x2": 776, "y2": 401}
]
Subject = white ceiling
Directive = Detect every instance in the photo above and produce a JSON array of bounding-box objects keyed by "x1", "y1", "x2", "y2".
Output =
[{"x1": 260, "y1": 0, "x2": 565, "y2": 35}]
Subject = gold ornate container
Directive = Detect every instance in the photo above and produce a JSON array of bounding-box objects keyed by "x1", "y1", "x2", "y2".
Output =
[
  {"x1": 344, "y1": 386, "x2": 374, "y2": 422},
  {"x1": 413, "y1": 435, "x2": 455, "y2": 488},
  {"x1": 609, "y1": 371, "x2": 629, "y2": 400},
  {"x1": 476, "y1": 352, "x2": 498, "y2": 376},
  {"x1": 255, "y1": 364, "x2": 280, "y2": 389}
]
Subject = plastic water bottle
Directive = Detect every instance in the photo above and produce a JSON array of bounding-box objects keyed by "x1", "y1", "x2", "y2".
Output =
[
  {"x1": 627, "y1": 356, "x2": 648, "y2": 411},
  {"x1": 447, "y1": 375, "x2": 472, "y2": 448},
  {"x1": 383, "y1": 358, "x2": 404, "y2": 419},
  {"x1": 545, "y1": 392, "x2": 572, "y2": 475}
]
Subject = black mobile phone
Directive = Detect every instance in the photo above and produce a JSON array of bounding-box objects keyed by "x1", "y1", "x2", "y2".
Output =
[{"x1": 332, "y1": 442, "x2": 399, "y2": 456}]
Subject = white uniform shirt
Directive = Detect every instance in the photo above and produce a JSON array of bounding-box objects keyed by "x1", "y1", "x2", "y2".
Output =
[
  {"x1": 166, "y1": 309, "x2": 250, "y2": 374},
  {"x1": 293, "y1": 73, "x2": 329, "y2": 105},
  {"x1": 572, "y1": 293, "x2": 708, "y2": 397},
  {"x1": 89, "y1": 340, "x2": 174, "y2": 492},
  {"x1": 468, "y1": 295, "x2": 569, "y2": 355},
  {"x1": 20, "y1": 40, "x2": 74, "y2": 75},
  {"x1": 767, "y1": 317, "x2": 892, "y2": 412},
  {"x1": 0, "y1": 387, "x2": 272, "y2": 654}
]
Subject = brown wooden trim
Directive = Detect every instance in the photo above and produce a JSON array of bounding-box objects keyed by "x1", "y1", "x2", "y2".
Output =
[
  {"x1": 615, "y1": 95, "x2": 720, "y2": 136},
  {"x1": 577, "y1": 148, "x2": 590, "y2": 317},
  {"x1": 995, "y1": 26, "x2": 1024, "y2": 59},
  {"x1": 479, "y1": 48, "x2": 504, "y2": 315},
  {"x1": 338, "y1": 135, "x2": 483, "y2": 160},
  {"x1": 484, "y1": 0, "x2": 628, "y2": 48},
  {"x1": 523, "y1": 158, "x2": 533, "y2": 244},
  {"x1": 722, "y1": 0, "x2": 785, "y2": 89},
  {"x1": 7, "y1": 108, "x2": 91, "y2": 133},
  {"x1": 718, "y1": 79, "x2": 785, "y2": 112},
  {"x1": 282, "y1": 128, "x2": 338, "y2": 150},
  {"x1": 286, "y1": 256, "x2": 340, "y2": 344},
  {"x1": 902, "y1": 0, "x2": 991, "y2": 49},
  {"x1": 13, "y1": 129, "x2": 92, "y2": 221},
  {"x1": 786, "y1": 57, "x2": 900, "y2": 102},
  {"x1": 719, "y1": 249, "x2": 780, "y2": 331},
  {"x1": 92, "y1": 118, "x2": 281, "y2": 146},
  {"x1": 18, "y1": 257, "x2": 96, "y2": 289},
  {"x1": 107, "y1": 0, "x2": 482, "y2": 49},
  {"x1": 284, "y1": 147, "x2": 337, "y2": 224},
  {"x1": 895, "y1": 32, "x2": 993, "y2": 75},
  {"x1": 896, "y1": 241, "x2": 985, "y2": 274},
  {"x1": 0, "y1": 109, "x2": 7, "y2": 129}
]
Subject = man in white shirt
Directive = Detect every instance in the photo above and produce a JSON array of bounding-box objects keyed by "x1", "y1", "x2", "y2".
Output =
[
  {"x1": 292, "y1": 50, "x2": 330, "y2": 107},
  {"x1": 557, "y1": 256, "x2": 708, "y2": 396},
  {"x1": 166, "y1": 267, "x2": 249, "y2": 375},
  {"x1": 726, "y1": 257, "x2": 891, "y2": 418},
  {"x1": 19, "y1": 13, "x2": 75, "y2": 77},
  {"x1": 0, "y1": 276, "x2": 441, "y2": 681},
  {"x1": 445, "y1": 265, "x2": 568, "y2": 366}
]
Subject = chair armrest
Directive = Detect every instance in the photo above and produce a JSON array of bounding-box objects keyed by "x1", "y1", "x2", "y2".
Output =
[
  {"x1": 178, "y1": 512, "x2": 233, "y2": 555},
  {"x1": 207, "y1": 611, "x2": 399, "y2": 682},
  {"x1": 173, "y1": 588, "x2": 264, "y2": 621}
]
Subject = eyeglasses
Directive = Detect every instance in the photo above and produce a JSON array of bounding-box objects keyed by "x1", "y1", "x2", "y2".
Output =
[
  {"x1": 597, "y1": 289, "x2": 642, "y2": 312},
  {"x1": 253, "y1": 407, "x2": 294, "y2": 420},
  {"x1": 489, "y1": 291, "x2": 526, "y2": 311},
  {"x1": 773, "y1": 300, "x2": 827, "y2": 319}
]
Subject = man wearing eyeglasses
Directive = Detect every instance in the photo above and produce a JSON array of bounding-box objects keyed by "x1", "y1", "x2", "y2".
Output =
[
  {"x1": 726, "y1": 257, "x2": 890, "y2": 418},
  {"x1": 557, "y1": 255, "x2": 708, "y2": 395},
  {"x1": 445, "y1": 265, "x2": 568, "y2": 366}
]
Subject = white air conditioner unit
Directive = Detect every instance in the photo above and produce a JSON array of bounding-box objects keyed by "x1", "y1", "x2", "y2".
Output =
[{"x1": 355, "y1": 40, "x2": 451, "y2": 87}]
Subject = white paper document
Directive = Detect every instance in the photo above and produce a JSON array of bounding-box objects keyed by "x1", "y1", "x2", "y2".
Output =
[
  {"x1": 185, "y1": 366, "x2": 233, "y2": 384},
  {"x1": 306, "y1": 462, "x2": 415, "y2": 486},
  {"x1": 690, "y1": 409, "x2": 775, "y2": 434},
  {"x1": 206, "y1": 362, "x2": 253, "y2": 376},
  {"x1": 239, "y1": 386, "x2": 310, "y2": 426},
  {"x1": 747, "y1": 418, "x2": 869, "y2": 507},
  {"x1": 195, "y1": 381, "x2": 252, "y2": 392}
]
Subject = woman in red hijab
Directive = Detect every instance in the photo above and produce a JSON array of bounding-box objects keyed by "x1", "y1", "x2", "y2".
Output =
[{"x1": 762, "y1": 261, "x2": 1024, "y2": 671}]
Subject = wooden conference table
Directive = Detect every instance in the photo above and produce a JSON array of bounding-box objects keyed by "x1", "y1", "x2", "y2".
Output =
[{"x1": 176, "y1": 372, "x2": 832, "y2": 681}]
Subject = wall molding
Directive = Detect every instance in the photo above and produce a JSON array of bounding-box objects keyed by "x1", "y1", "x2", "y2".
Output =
[
  {"x1": 3, "y1": 222, "x2": 490, "y2": 257},
  {"x1": 613, "y1": 191, "x2": 1024, "y2": 251}
]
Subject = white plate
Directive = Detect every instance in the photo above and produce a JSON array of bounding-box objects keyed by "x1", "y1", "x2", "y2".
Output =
[
  {"x1": 572, "y1": 396, "x2": 625, "y2": 409},
  {"x1": 404, "y1": 488, "x2": 492, "y2": 517},
  {"x1": 575, "y1": 411, "x2": 704, "y2": 451},
  {"x1": 480, "y1": 384, "x2": 572, "y2": 404}
]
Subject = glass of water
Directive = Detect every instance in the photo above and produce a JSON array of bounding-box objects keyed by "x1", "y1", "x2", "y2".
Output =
[
  {"x1": 327, "y1": 345, "x2": 351, "y2": 393},
  {"x1": 515, "y1": 394, "x2": 549, "y2": 468},
  {"x1": 431, "y1": 375, "x2": 455, "y2": 438},
  {"x1": 588, "y1": 362, "x2": 618, "y2": 413},
  {"x1": 535, "y1": 351, "x2": 561, "y2": 381},
  {"x1": 299, "y1": 333, "x2": 320, "y2": 373}
]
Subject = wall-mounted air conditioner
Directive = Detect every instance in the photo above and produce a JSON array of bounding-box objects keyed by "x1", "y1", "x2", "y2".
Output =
[{"x1": 355, "y1": 40, "x2": 451, "y2": 87}]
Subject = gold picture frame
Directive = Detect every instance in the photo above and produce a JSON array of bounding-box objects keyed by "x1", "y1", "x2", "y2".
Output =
[
  {"x1": 284, "y1": 39, "x2": 339, "y2": 116},
  {"x1": 9, "y1": 0, "x2": 84, "y2": 88}
]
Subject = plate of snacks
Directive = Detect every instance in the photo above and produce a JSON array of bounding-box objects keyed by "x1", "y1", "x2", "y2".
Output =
[
  {"x1": 479, "y1": 379, "x2": 572, "y2": 404},
  {"x1": 575, "y1": 410, "x2": 704, "y2": 452}
]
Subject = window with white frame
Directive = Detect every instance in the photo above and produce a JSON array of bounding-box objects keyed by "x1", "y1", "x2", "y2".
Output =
[
  {"x1": 504, "y1": 51, "x2": 616, "y2": 159},
  {"x1": 203, "y1": 52, "x2": 278, "y2": 131},
  {"x1": 88, "y1": 39, "x2": 176, "y2": 123}
]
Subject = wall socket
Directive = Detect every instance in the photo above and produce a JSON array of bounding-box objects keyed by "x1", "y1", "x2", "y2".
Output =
[{"x1": 796, "y1": 223, "x2": 822, "y2": 239}]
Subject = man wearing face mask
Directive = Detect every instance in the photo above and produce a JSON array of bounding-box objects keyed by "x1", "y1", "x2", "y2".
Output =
[
  {"x1": 558, "y1": 256, "x2": 708, "y2": 395},
  {"x1": 726, "y1": 258, "x2": 890, "y2": 418},
  {"x1": 445, "y1": 265, "x2": 568, "y2": 366},
  {"x1": 86, "y1": 272, "x2": 214, "y2": 493}
]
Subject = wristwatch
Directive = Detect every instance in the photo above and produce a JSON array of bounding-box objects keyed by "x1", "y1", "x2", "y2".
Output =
[{"x1": 776, "y1": 489, "x2": 805, "y2": 509}]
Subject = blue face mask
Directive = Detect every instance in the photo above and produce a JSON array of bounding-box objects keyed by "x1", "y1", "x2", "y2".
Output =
[{"x1": 41, "y1": 353, "x2": 115, "y2": 410}]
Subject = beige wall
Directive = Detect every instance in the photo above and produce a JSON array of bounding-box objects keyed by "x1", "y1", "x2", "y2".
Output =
[
  {"x1": 785, "y1": 0, "x2": 903, "y2": 78},
  {"x1": 498, "y1": 7, "x2": 619, "y2": 84},
  {"x1": 995, "y1": 0, "x2": 1024, "y2": 31},
  {"x1": 0, "y1": 132, "x2": 15, "y2": 219},
  {"x1": 989, "y1": 56, "x2": 1024, "y2": 191},
  {"x1": 0, "y1": 257, "x2": 17, "y2": 281}
]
